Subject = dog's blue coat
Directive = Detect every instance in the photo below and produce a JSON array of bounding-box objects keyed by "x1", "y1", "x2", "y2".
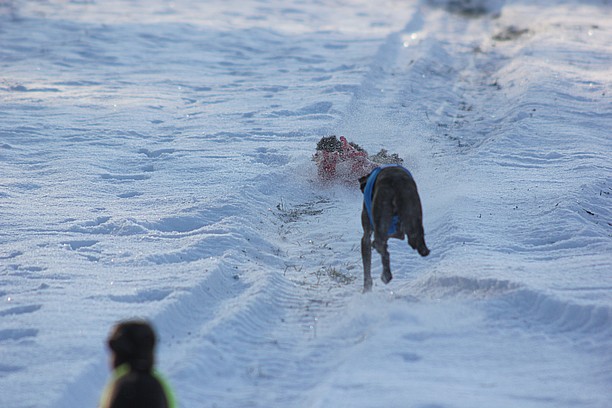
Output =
[{"x1": 363, "y1": 164, "x2": 413, "y2": 236}]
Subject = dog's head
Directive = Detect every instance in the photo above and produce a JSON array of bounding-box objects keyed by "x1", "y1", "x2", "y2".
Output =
[
  {"x1": 359, "y1": 172, "x2": 371, "y2": 193},
  {"x1": 316, "y1": 135, "x2": 343, "y2": 152}
]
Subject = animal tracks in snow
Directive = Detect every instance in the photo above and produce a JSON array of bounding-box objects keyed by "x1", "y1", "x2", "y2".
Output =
[
  {"x1": 247, "y1": 148, "x2": 290, "y2": 166},
  {"x1": 0, "y1": 304, "x2": 43, "y2": 377},
  {"x1": 100, "y1": 173, "x2": 150, "y2": 182}
]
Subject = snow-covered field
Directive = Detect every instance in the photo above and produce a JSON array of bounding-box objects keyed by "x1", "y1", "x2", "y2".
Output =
[{"x1": 1, "y1": 0, "x2": 611, "y2": 406}]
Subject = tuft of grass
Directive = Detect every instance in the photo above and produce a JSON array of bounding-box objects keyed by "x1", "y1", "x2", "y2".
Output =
[
  {"x1": 323, "y1": 266, "x2": 356, "y2": 285},
  {"x1": 274, "y1": 197, "x2": 330, "y2": 223}
]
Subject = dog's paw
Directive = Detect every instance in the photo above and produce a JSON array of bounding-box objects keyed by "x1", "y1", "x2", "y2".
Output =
[
  {"x1": 381, "y1": 271, "x2": 393, "y2": 284},
  {"x1": 363, "y1": 278, "x2": 373, "y2": 293},
  {"x1": 418, "y1": 245, "x2": 430, "y2": 257}
]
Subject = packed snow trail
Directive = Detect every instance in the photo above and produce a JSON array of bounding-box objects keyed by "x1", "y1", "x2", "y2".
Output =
[{"x1": 1, "y1": 1, "x2": 611, "y2": 407}]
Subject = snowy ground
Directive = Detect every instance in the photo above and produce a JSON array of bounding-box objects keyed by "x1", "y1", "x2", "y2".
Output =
[{"x1": 1, "y1": 0, "x2": 611, "y2": 407}]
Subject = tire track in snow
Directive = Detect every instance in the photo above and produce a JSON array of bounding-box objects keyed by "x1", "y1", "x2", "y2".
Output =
[
  {"x1": 133, "y1": 8, "x2": 456, "y2": 404},
  {"x1": 155, "y1": 191, "x2": 366, "y2": 406}
]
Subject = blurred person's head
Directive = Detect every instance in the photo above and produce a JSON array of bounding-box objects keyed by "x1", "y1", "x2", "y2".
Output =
[{"x1": 107, "y1": 320, "x2": 156, "y2": 372}]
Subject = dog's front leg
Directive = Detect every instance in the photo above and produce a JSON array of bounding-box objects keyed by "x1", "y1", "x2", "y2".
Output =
[{"x1": 361, "y1": 231, "x2": 373, "y2": 292}]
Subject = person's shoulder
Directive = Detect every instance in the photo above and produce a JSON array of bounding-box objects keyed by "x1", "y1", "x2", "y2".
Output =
[{"x1": 115, "y1": 371, "x2": 168, "y2": 403}]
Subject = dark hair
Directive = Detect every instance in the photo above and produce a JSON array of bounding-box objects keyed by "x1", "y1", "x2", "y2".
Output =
[
  {"x1": 108, "y1": 320, "x2": 156, "y2": 372},
  {"x1": 316, "y1": 135, "x2": 342, "y2": 152}
]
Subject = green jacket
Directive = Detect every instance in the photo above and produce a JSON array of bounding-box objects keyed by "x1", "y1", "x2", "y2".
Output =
[{"x1": 100, "y1": 364, "x2": 177, "y2": 408}]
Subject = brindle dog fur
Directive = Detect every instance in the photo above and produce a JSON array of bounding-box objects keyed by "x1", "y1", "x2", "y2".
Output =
[{"x1": 359, "y1": 166, "x2": 430, "y2": 292}]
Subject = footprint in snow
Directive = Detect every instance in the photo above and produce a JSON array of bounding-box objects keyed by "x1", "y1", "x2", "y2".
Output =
[
  {"x1": 117, "y1": 191, "x2": 144, "y2": 198},
  {"x1": 109, "y1": 289, "x2": 172, "y2": 304},
  {"x1": 0, "y1": 328, "x2": 38, "y2": 343},
  {"x1": 0, "y1": 304, "x2": 42, "y2": 317}
]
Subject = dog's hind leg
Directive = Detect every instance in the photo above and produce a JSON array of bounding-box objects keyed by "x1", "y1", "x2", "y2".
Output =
[
  {"x1": 361, "y1": 232, "x2": 373, "y2": 292},
  {"x1": 372, "y1": 201, "x2": 394, "y2": 285},
  {"x1": 405, "y1": 218, "x2": 430, "y2": 257},
  {"x1": 361, "y1": 207, "x2": 374, "y2": 292},
  {"x1": 378, "y1": 240, "x2": 392, "y2": 284},
  {"x1": 396, "y1": 192, "x2": 430, "y2": 257}
]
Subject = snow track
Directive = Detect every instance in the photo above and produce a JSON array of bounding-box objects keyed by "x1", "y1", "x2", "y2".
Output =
[{"x1": 1, "y1": 0, "x2": 611, "y2": 407}]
